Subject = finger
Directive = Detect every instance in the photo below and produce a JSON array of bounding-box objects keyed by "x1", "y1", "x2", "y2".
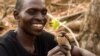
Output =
[
  {"x1": 47, "y1": 46, "x2": 60, "y2": 56},
  {"x1": 53, "y1": 51, "x2": 65, "y2": 56},
  {"x1": 60, "y1": 45, "x2": 71, "y2": 50}
]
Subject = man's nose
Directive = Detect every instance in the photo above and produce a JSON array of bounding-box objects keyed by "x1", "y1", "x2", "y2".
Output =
[
  {"x1": 34, "y1": 13, "x2": 45, "y2": 23},
  {"x1": 35, "y1": 13, "x2": 44, "y2": 20}
]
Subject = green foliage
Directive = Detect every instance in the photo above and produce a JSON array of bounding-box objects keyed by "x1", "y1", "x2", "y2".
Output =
[
  {"x1": 50, "y1": 19, "x2": 67, "y2": 30},
  {"x1": 51, "y1": 19, "x2": 60, "y2": 30}
]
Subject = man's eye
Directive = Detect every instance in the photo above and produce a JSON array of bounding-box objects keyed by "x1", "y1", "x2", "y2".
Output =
[
  {"x1": 27, "y1": 9, "x2": 37, "y2": 15},
  {"x1": 41, "y1": 10, "x2": 47, "y2": 15}
]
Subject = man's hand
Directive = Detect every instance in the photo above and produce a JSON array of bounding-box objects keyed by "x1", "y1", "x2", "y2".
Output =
[
  {"x1": 47, "y1": 46, "x2": 70, "y2": 56},
  {"x1": 47, "y1": 45, "x2": 96, "y2": 56}
]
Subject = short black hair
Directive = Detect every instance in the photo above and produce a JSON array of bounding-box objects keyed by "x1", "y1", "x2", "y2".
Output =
[{"x1": 15, "y1": 0, "x2": 24, "y2": 11}]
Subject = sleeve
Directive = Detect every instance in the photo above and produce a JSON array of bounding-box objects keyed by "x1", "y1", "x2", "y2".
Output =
[{"x1": 0, "y1": 46, "x2": 9, "y2": 56}]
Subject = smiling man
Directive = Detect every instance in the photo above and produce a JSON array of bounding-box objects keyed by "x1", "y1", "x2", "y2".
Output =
[
  {"x1": 0, "y1": 0, "x2": 58, "y2": 56},
  {"x1": 0, "y1": 0, "x2": 96, "y2": 56}
]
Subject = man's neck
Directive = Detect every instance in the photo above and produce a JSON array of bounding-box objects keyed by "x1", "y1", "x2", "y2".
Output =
[{"x1": 15, "y1": 28, "x2": 36, "y2": 48}]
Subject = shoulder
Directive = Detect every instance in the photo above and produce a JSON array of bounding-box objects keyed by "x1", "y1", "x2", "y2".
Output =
[
  {"x1": 0, "y1": 30, "x2": 16, "y2": 49},
  {"x1": 0, "y1": 36, "x2": 10, "y2": 56},
  {"x1": 0, "y1": 30, "x2": 16, "y2": 45},
  {"x1": 38, "y1": 30, "x2": 58, "y2": 49},
  {"x1": 41, "y1": 30, "x2": 55, "y2": 38},
  {"x1": 0, "y1": 30, "x2": 17, "y2": 56},
  {"x1": 39, "y1": 30, "x2": 57, "y2": 43},
  {"x1": 0, "y1": 45, "x2": 9, "y2": 56}
]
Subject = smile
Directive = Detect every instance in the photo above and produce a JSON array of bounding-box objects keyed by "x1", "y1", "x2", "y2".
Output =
[{"x1": 32, "y1": 24, "x2": 44, "y2": 30}]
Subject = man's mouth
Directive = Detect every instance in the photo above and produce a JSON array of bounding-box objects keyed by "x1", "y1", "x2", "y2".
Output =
[{"x1": 32, "y1": 24, "x2": 44, "y2": 30}]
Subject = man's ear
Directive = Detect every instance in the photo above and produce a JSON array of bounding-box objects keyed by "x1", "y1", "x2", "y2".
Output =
[{"x1": 13, "y1": 9, "x2": 19, "y2": 20}]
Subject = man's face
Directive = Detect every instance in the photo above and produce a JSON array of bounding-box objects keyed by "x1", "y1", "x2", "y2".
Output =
[{"x1": 16, "y1": 0, "x2": 47, "y2": 35}]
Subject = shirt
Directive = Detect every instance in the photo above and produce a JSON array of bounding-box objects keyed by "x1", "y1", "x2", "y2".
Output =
[{"x1": 0, "y1": 30, "x2": 57, "y2": 56}]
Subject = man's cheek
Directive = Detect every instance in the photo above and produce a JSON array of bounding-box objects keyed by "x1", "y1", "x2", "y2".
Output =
[{"x1": 44, "y1": 18, "x2": 47, "y2": 24}]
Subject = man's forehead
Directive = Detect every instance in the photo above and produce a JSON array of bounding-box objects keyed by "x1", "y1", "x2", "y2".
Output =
[{"x1": 23, "y1": 0, "x2": 45, "y2": 7}]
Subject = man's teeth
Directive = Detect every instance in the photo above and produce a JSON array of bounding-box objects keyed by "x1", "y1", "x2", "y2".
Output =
[{"x1": 32, "y1": 24, "x2": 43, "y2": 28}]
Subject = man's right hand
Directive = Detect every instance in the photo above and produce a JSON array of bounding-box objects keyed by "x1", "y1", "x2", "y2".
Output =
[{"x1": 47, "y1": 46, "x2": 70, "y2": 56}]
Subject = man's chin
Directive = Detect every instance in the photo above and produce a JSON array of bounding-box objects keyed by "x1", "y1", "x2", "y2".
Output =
[{"x1": 32, "y1": 30, "x2": 43, "y2": 36}]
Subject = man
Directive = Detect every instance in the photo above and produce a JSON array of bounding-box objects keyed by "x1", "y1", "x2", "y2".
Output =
[{"x1": 0, "y1": 0, "x2": 96, "y2": 56}]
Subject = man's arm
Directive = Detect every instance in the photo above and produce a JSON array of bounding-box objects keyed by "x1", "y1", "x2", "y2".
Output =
[{"x1": 72, "y1": 46, "x2": 96, "y2": 56}]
